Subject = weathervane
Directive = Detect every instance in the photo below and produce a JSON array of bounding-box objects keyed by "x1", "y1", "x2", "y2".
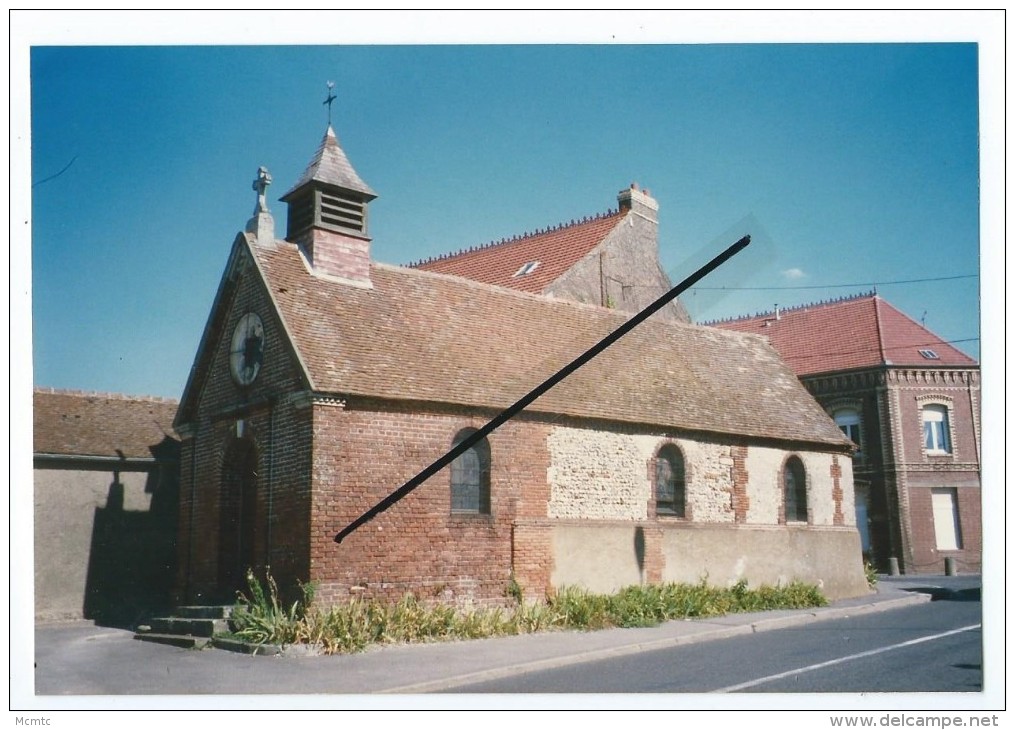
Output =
[{"x1": 324, "y1": 80, "x2": 337, "y2": 125}]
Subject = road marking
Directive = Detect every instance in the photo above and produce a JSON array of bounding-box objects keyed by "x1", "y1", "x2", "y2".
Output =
[{"x1": 714, "y1": 623, "x2": 981, "y2": 693}]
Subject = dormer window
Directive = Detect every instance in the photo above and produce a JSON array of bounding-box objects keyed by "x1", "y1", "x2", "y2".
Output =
[
  {"x1": 513, "y1": 261, "x2": 540, "y2": 277},
  {"x1": 918, "y1": 349, "x2": 940, "y2": 360}
]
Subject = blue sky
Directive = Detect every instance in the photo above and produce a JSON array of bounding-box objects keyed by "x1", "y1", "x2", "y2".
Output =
[{"x1": 16, "y1": 13, "x2": 997, "y2": 401}]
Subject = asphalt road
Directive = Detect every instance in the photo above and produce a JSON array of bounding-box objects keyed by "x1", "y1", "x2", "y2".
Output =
[{"x1": 444, "y1": 580, "x2": 983, "y2": 693}]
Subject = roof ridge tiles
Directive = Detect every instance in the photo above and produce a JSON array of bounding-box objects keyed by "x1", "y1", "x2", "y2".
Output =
[
  {"x1": 701, "y1": 289, "x2": 878, "y2": 325},
  {"x1": 407, "y1": 206, "x2": 621, "y2": 268},
  {"x1": 33, "y1": 386, "x2": 179, "y2": 404}
]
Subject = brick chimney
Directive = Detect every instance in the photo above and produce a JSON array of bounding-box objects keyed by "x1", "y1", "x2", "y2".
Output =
[
  {"x1": 617, "y1": 183, "x2": 658, "y2": 224},
  {"x1": 280, "y1": 126, "x2": 377, "y2": 287}
]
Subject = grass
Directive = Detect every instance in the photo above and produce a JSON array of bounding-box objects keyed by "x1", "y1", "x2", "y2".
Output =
[{"x1": 229, "y1": 570, "x2": 827, "y2": 655}]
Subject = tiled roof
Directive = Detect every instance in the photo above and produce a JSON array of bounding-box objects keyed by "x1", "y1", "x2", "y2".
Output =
[
  {"x1": 250, "y1": 238, "x2": 849, "y2": 448},
  {"x1": 710, "y1": 293, "x2": 977, "y2": 377},
  {"x1": 410, "y1": 211, "x2": 625, "y2": 294},
  {"x1": 33, "y1": 389, "x2": 179, "y2": 459},
  {"x1": 281, "y1": 126, "x2": 376, "y2": 199}
]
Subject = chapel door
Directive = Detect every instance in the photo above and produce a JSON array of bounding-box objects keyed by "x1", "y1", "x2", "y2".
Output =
[{"x1": 218, "y1": 438, "x2": 258, "y2": 597}]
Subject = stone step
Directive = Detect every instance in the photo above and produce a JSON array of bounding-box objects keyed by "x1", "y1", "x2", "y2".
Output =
[
  {"x1": 212, "y1": 636, "x2": 283, "y2": 656},
  {"x1": 133, "y1": 632, "x2": 211, "y2": 650},
  {"x1": 173, "y1": 605, "x2": 235, "y2": 620},
  {"x1": 141, "y1": 617, "x2": 230, "y2": 637}
]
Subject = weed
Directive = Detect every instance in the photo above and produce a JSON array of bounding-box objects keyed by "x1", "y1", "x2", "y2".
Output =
[
  {"x1": 504, "y1": 575, "x2": 524, "y2": 605},
  {"x1": 864, "y1": 562, "x2": 879, "y2": 589},
  {"x1": 226, "y1": 570, "x2": 826, "y2": 655}
]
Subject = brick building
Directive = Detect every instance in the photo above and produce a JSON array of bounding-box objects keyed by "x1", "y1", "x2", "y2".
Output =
[
  {"x1": 33, "y1": 389, "x2": 180, "y2": 622},
  {"x1": 712, "y1": 296, "x2": 981, "y2": 575},
  {"x1": 172, "y1": 125, "x2": 869, "y2": 608}
]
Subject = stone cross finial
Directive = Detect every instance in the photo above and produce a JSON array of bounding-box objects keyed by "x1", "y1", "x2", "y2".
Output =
[
  {"x1": 246, "y1": 166, "x2": 275, "y2": 244},
  {"x1": 252, "y1": 166, "x2": 272, "y2": 214}
]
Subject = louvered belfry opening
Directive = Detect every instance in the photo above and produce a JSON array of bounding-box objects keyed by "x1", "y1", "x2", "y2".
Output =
[
  {"x1": 284, "y1": 189, "x2": 315, "y2": 240},
  {"x1": 320, "y1": 187, "x2": 367, "y2": 233},
  {"x1": 284, "y1": 185, "x2": 369, "y2": 241}
]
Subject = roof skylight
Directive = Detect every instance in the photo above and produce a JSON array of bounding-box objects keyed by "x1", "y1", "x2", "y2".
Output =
[
  {"x1": 918, "y1": 349, "x2": 940, "y2": 360},
  {"x1": 514, "y1": 261, "x2": 540, "y2": 277}
]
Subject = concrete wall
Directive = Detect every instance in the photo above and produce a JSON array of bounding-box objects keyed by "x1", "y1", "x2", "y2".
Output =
[
  {"x1": 550, "y1": 521, "x2": 869, "y2": 601},
  {"x1": 35, "y1": 463, "x2": 177, "y2": 623},
  {"x1": 659, "y1": 524, "x2": 867, "y2": 600}
]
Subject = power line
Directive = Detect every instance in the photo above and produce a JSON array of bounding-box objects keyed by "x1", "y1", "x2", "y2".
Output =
[
  {"x1": 32, "y1": 155, "x2": 77, "y2": 188},
  {"x1": 688, "y1": 274, "x2": 977, "y2": 291}
]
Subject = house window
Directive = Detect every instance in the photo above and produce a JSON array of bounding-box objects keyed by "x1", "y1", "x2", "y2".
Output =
[
  {"x1": 655, "y1": 444, "x2": 686, "y2": 517},
  {"x1": 931, "y1": 488, "x2": 962, "y2": 551},
  {"x1": 513, "y1": 261, "x2": 540, "y2": 277},
  {"x1": 922, "y1": 404, "x2": 952, "y2": 454},
  {"x1": 783, "y1": 456, "x2": 808, "y2": 523},
  {"x1": 833, "y1": 407, "x2": 862, "y2": 459},
  {"x1": 450, "y1": 428, "x2": 491, "y2": 514}
]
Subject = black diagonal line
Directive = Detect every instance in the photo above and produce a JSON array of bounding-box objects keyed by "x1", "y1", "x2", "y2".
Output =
[{"x1": 335, "y1": 235, "x2": 751, "y2": 543}]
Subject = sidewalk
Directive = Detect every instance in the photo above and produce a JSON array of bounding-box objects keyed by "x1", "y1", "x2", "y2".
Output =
[{"x1": 29, "y1": 578, "x2": 937, "y2": 699}]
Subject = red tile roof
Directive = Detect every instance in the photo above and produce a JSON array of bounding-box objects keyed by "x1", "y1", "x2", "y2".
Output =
[
  {"x1": 411, "y1": 211, "x2": 626, "y2": 294},
  {"x1": 247, "y1": 237, "x2": 849, "y2": 449},
  {"x1": 710, "y1": 293, "x2": 977, "y2": 377},
  {"x1": 34, "y1": 389, "x2": 179, "y2": 459}
]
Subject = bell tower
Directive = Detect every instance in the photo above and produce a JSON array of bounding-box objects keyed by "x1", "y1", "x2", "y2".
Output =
[{"x1": 280, "y1": 119, "x2": 377, "y2": 287}]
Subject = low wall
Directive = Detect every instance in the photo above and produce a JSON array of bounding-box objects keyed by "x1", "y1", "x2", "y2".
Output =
[{"x1": 549, "y1": 521, "x2": 869, "y2": 601}]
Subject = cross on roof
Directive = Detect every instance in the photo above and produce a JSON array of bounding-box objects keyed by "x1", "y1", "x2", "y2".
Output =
[{"x1": 323, "y1": 81, "x2": 337, "y2": 125}]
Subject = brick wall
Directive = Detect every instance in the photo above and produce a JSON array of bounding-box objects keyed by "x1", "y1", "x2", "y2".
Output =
[
  {"x1": 294, "y1": 227, "x2": 372, "y2": 286},
  {"x1": 888, "y1": 369, "x2": 981, "y2": 573},
  {"x1": 905, "y1": 485, "x2": 981, "y2": 573},
  {"x1": 308, "y1": 401, "x2": 551, "y2": 608},
  {"x1": 175, "y1": 245, "x2": 313, "y2": 604},
  {"x1": 804, "y1": 367, "x2": 980, "y2": 574}
]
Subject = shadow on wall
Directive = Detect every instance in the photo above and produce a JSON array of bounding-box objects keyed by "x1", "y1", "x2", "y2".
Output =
[
  {"x1": 634, "y1": 525, "x2": 646, "y2": 580},
  {"x1": 82, "y1": 437, "x2": 180, "y2": 628}
]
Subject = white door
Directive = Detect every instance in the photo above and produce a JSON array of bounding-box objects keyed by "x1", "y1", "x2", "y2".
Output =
[{"x1": 931, "y1": 488, "x2": 962, "y2": 551}]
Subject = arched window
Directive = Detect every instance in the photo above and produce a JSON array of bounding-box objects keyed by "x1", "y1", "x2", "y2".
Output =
[
  {"x1": 833, "y1": 407, "x2": 862, "y2": 459},
  {"x1": 783, "y1": 456, "x2": 808, "y2": 523},
  {"x1": 450, "y1": 428, "x2": 491, "y2": 514},
  {"x1": 922, "y1": 404, "x2": 952, "y2": 454},
  {"x1": 655, "y1": 444, "x2": 686, "y2": 518}
]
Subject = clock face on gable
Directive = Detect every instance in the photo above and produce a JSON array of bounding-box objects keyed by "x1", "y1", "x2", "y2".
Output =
[{"x1": 229, "y1": 312, "x2": 265, "y2": 386}]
